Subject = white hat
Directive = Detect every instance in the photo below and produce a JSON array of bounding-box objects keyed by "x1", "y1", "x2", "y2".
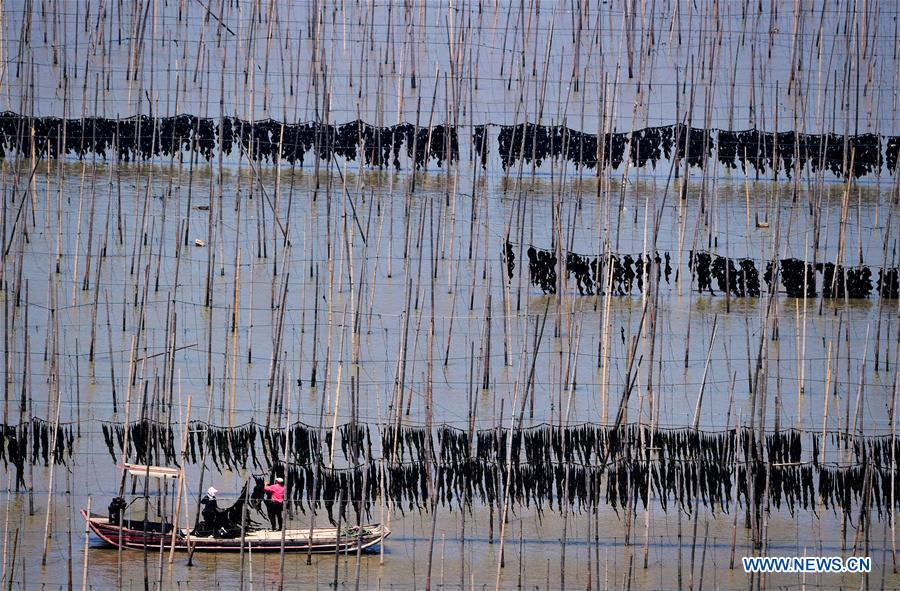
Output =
[
  {"x1": 275, "y1": 477, "x2": 284, "y2": 483},
  {"x1": 207, "y1": 487, "x2": 218, "y2": 497}
]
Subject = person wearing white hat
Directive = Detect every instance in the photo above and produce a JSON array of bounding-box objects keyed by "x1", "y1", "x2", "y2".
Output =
[
  {"x1": 200, "y1": 486, "x2": 220, "y2": 529},
  {"x1": 263, "y1": 477, "x2": 286, "y2": 530}
]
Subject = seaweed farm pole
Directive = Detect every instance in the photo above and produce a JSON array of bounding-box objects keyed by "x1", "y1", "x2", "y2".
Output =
[
  {"x1": 332, "y1": 488, "x2": 343, "y2": 589},
  {"x1": 81, "y1": 496, "x2": 91, "y2": 591},
  {"x1": 169, "y1": 396, "x2": 191, "y2": 563},
  {"x1": 66, "y1": 467, "x2": 73, "y2": 591},
  {"x1": 873, "y1": 212, "x2": 894, "y2": 371},
  {"x1": 278, "y1": 383, "x2": 292, "y2": 591},
  {"x1": 677, "y1": 509, "x2": 684, "y2": 589},
  {"x1": 892, "y1": 359, "x2": 898, "y2": 573},
  {"x1": 238, "y1": 469, "x2": 251, "y2": 591},
  {"x1": 818, "y1": 339, "x2": 832, "y2": 461},
  {"x1": 352, "y1": 445, "x2": 371, "y2": 591},
  {"x1": 696, "y1": 519, "x2": 710, "y2": 591},
  {"x1": 688, "y1": 494, "x2": 701, "y2": 591},
  {"x1": 5, "y1": 528, "x2": 17, "y2": 591},
  {"x1": 0, "y1": 472, "x2": 10, "y2": 587},
  {"x1": 729, "y1": 409, "x2": 742, "y2": 571},
  {"x1": 230, "y1": 250, "x2": 241, "y2": 426},
  {"x1": 3, "y1": 252, "x2": 9, "y2": 426},
  {"x1": 307, "y1": 306, "x2": 335, "y2": 567},
  {"x1": 691, "y1": 315, "x2": 718, "y2": 429},
  {"x1": 186, "y1": 373, "x2": 216, "y2": 568},
  {"x1": 40, "y1": 391, "x2": 62, "y2": 566},
  {"x1": 424, "y1": 294, "x2": 437, "y2": 591},
  {"x1": 559, "y1": 326, "x2": 582, "y2": 591},
  {"x1": 75, "y1": 341, "x2": 82, "y2": 436}
]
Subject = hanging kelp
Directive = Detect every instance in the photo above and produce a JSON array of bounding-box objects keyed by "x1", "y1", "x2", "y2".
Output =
[
  {"x1": 358, "y1": 122, "x2": 404, "y2": 168},
  {"x1": 4, "y1": 111, "x2": 900, "y2": 177},
  {"x1": 672, "y1": 124, "x2": 713, "y2": 168},
  {"x1": 0, "y1": 112, "x2": 458, "y2": 169},
  {"x1": 526, "y1": 246, "x2": 558, "y2": 293},
  {"x1": 0, "y1": 418, "x2": 76, "y2": 488},
  {"x1": 764, "y1": 258, "x2": 817, "y2": 298},
  {"x1": 495, "y1": 123, "x2": 626, "y2": 170},
  {"x1": 520, "y1": 241, "x2": 884, "y2": 299},
  {"x1": 887, "y1": 137, "x2": 900, "y2": 173},
  {"x1": 92, "y1": 417, "x2": 900, "y2": 519},
  {"x1": 877, "y1": 267, "x2": 900, "y2": 299},
  {"x1": 840, "y1": 133, "x2": 883, "y2": 178},
  {"x1": 102, "y1": 418, "x2": 178, "y2": 467},
  {"x1": 817, "y1": 263, "x2": 874, "y2": 299},
  {"x1": 690, "y1": 251, "x2": 714, "y2": 294},
  {"x1": 689, "y1": 252, "x2": 894, "y2": 299},
  {"x1": 497, "y1": 123, "x2": 557, "y2": 168},
  {"x1": 503, "y1": 241, "x2": 516, "y2": 281},
  {"x1": 135, "y1": 419, "x2": 308, "y2": 471},
  {"x1": 381, "y1": 425, "x2": 433, "y2": 464},
  {"x1": 716, "y1": 129, "x2": 884, "y2": 178},
  {"x1": 401, "y1": 124, "x2": 459, "y2": 169},
  {"x1": 265, "y1": 460, "x2": 378, "y2": 523},
  {"x1": 520, "y1": 245, "x2": 891, "y2": 301},
  {"x1": 689, "y1": 251, "x2": 761, "y2": 297},
  {"x1": 339, "y1": 423, "x2": 372, "y2": 463},
  {"x1": 397, "y1": 424, "x2": 888, "y2": 518},
  {"x1": 30, "y1": 417, "x2": 75, "y2": 467},
  {"x1": 473, "y1": 125, "x2": 488, "y2": 168},
  {"x1": 185, "y1": 420, "x2": 324, "y2": 472},
  {"x1": 524, "y1": 245, "x2": 671, "y2": 296},
  {"x1": 629, "y1": 125, "x2": 675, "y2": 168},
  {"x1": 565, "y1": 251, "x2": 596, "y2": 295}
]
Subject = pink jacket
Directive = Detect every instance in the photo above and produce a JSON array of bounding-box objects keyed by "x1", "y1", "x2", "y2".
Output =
[{"x1": 264, "y1": 482, "x2": 285, "y2": 503}]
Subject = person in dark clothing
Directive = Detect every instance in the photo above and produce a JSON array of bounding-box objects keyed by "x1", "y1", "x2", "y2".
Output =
[
  {"x1": 108, "y1": 496, "x2": 127, "y2": 525},
  {"x1": 200, "y1": 486, "x2": 220, "y2": 529},
  {"x1": 263, "y1": 477, "x2": 285, "y2": 531}
]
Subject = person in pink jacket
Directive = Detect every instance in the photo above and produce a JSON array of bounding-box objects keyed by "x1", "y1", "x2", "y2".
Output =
[{"x1": 263, "y1": 477, "x2": 285, "y2": 530}]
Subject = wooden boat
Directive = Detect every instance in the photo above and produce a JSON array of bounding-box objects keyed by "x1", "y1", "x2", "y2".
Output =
[
  {"x1": 81, "y1": 509, "x2": 390, "y2": 553},
  {"x1": 83, "y1": 464, "x2": 390, "y2": 553}
]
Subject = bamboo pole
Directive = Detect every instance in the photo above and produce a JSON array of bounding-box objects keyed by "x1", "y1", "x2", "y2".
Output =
[{"x1": 169, "y1": 396, "x2": 191, "y2": 562}]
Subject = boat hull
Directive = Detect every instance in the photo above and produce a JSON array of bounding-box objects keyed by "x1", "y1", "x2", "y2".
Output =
[{"x1": 81, "y1": 510, "x2": 389, "y2": 553}]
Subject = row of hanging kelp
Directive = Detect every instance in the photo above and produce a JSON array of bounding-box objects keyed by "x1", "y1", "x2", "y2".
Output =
[
  {"x1": 0, "y1": 418, "x2": 76, "y2": 488},
  {"x1": 691, "y1": 251, "x2": 900, "y2": 298},
  {"x1": 4, "y1": 111, "x2": 899, "y2": 178},
  {"x1": 0, "y1": 112, "x2": 458, "y2": 168},
  {"x1": 492, "y1": 123, "x2": 895, "y2": 178},
  {"x1": 513, "y1": 243, "x2": 898, "y2": 299},
  {"x1": 97, "y1": 419, "x2": 900, "y2": 521},
  {"x1": 102, "y1": 419, "x2": 374, "y2": 472},
  {"x1": 761, "y1": 258, "x2": 899, "y2": 299},
  {"x1": 380, "y1": 423, "x2": 805, "y2": 467},
  {"x1": 384, "y1": 425, "x2": 900, "y2": 520},
  {"x1": 522, "y1": 244, "x2": 673, "y2": 295},
  {"x1": 96, "y1": 441, "x2": 900, "y2": 527}
]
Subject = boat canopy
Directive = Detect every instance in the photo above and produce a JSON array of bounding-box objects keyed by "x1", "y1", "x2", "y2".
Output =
[{"x1": 120, "y1": 463, "x2": 181, "y2": 480}]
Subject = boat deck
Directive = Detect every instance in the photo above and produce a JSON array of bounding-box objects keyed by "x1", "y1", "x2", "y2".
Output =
[{"x1": 83, "y1": 511, "x2": 390, "y2": 553}]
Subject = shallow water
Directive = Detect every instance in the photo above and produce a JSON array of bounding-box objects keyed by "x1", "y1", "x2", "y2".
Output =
[{"x1": 0, "y1": 161, "x2": 894, "y2": 589}]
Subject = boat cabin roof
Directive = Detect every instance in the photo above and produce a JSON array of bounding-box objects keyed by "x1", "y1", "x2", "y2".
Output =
[{"x1": 120, "y1": 463, "x2": 181, "y2": 480}]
